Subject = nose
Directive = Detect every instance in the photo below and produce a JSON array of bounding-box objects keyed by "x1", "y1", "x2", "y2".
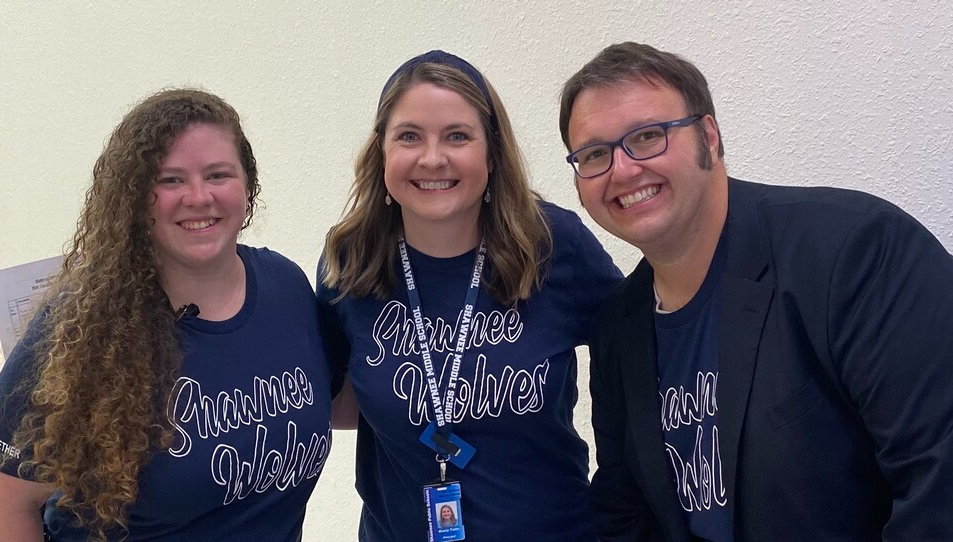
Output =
[
  {"x1": 182, "y1": 178, "x2": 214, "y2": 206},
  {"x1": 607, "y1": 144, "x2": 643, "y2": 184},
  {"x1": 417, "y1": 141, "x2": 447, "y2": 169}
]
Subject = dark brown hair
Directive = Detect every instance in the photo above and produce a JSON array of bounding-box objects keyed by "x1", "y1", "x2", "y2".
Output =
[{"x1": 559, "y1": 41, "x2": 724, "y2": 167}]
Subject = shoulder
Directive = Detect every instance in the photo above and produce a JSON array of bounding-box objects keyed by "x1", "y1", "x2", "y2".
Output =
[
  {"x1": 727, "y1": 179, "x2": 947, "y2": 292},
  {"x1": 239, "y1": 245, "x2": 316, "y2": 311},
  {"x1": 729, "y1": 178, "x2": 934, "y2": 257},
  {"x1": 536, "y1": 200, "x2": 594, "y2": 254},
  {"x1": 536, "y1": 199, "x2": 620, "y2": 277},
  {"x1": 1, "y1": 309, "x2": 49, "y2": 377},
  {"x1": 730, "y1": 178, "x2": 913, "y2": 231},
  {"x1": 0, "y1": 328, "x2": 44, "y2": 390},
  {"x1": 239, "y1": 245, "x2": 309, "y2": 281},
  {"x1": 315, "y1": 254, "x2": 343, "y2": 306},
  {"x1": 596, "y1": 258, "x2": 652, "y2": 321},
  {"x1": 538, "y1": 200, "x2": 584, "y2": 236}
]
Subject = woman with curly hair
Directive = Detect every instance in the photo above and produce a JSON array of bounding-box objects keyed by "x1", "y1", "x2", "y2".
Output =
[
  {"x1": 317, "y1": 51, "x2": 621, "y2": 541},
  {"x1": 0, "y1": 89, "x2": 334, "y2": 541}
]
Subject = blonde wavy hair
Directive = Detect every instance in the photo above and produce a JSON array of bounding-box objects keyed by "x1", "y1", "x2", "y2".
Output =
[
  {"x1": 7, "y1": 88, "x2": 260, "y2": 539},
  {"x1": 322, "y1": 59, "x2": 552, "y2": 305}
]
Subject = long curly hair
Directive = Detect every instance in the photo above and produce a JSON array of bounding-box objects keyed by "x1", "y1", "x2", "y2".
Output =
[
  {"x1": 322, "y1": 60, "x2": 552, "y2": 305},
  {"x1": 8, "y1": 88, "x2": 260, "y2": 539}
]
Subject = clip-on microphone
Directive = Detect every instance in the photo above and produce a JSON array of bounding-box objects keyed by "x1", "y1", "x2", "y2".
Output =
[{"x1": 174, "y1": 303, "x2": 200, "y2": 322}]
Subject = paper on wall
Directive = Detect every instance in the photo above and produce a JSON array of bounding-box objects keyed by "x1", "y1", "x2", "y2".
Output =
[{"x1": 0, "y1": 256, "x2": 63, "y2": 360}]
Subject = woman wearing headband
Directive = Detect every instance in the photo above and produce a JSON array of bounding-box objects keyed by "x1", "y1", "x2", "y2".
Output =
[
  {"x1": 318, "y1": 51, "x2": 621, "y2": 541},
  {"x1": 0, "y1": 89, "x2": 334, "y2": 541}
]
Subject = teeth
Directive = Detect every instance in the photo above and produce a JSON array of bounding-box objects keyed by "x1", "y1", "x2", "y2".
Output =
[
  {"x1": 180, "y1": 219, "x2": 216, "y2": 230},
  {"x1": 618, "y1": 185, "x2": 660, "y2": 209},
  {"x1": 415, "y1": 180, "x2": 455, "y2": 190}
]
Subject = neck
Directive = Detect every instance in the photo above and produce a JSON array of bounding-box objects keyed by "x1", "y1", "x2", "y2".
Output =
[
  {"x1": 647, "y1": 174, "x2": 728, "y2": 312},
  {"x1": 161, "y1": 252, "x2": 246, "y2": 321},
  {"x1": 402, "y1": 216, "x2": 480, "y2": 258}
]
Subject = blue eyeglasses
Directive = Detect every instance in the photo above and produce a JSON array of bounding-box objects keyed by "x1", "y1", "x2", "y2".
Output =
[{"x1": 566, "y1": 115, "x2": 702, "y2": 179}]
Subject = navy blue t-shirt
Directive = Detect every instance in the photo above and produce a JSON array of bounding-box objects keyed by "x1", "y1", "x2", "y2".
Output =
[
  {"x1": 318, "y1": 202, "x2": 622, "y2": 541},
  {"x1": 0, "y1": 245, "x2": 334, "y2": 541},
  {"x1": 655, "y1": 241, "x2": 733, "y2": 542}
]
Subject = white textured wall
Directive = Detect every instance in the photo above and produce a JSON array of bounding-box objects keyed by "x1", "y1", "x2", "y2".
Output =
[{"x1": 1, "y1": 1, "x2": 950, "y2": 539}]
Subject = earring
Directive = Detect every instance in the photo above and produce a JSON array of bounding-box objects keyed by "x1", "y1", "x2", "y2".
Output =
[
  {"x1": 385, "y1": 193, "x2": 392, "y2": 206},
  {"x1": 483, "y1": 187, "x2": 490, "y2": 203}
]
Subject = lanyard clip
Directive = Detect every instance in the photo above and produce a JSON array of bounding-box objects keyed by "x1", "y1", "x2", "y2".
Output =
[
  {"x1": 432, "y1": 431, "x2": 462, "y2": 457},
  {"x1": 436, "y1": 454, "x2": 448, "y2": 482}
]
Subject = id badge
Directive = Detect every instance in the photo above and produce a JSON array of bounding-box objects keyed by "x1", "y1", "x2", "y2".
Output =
[{"x1": 423, "y1": 480, "x2": 466, "y2": 541}]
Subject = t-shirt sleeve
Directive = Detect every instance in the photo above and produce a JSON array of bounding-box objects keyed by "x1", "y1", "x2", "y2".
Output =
[
  {"x1": 315, "y1": 256, "x2": 351, "y2": 399},
  {"x1": 539, "y1": 202, "x2": 623, "y2": 346},
  {"x1": 573, "y1": 214, "x2": 624, "y2": 302},
  {"x1": 562, "y1": 206, "x2": 624, "y2": 339},
  {"x1": 0, "y1": 312, "x2": 46, "y2": 478}
]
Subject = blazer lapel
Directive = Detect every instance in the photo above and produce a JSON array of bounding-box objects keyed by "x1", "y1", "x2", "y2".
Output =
[
  {"x1": 620, "y1": 262, "x2": 692, "y2": 540},
  {"x1": 718, "y1": 273, "x2": 772, "y2": 514},
  {"x1": 717, "y1": 178, "x2": 774, "y2": 520}
]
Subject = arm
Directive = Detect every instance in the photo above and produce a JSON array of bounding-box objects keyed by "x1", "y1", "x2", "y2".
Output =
[
  {"x1": 561, "y1": 206, "x2": 623, "y2": 343},
  {"x1": 575, "y1": 218, "x2": 624, "y2": 318},
  {"x1": 316, "y1": 257, "x2": 357, "y2": 429},
  {"x1": 0, "y1": 471, "x2": 52, "y2": 541},
  {"x1": 0, "y1": 312, "x2": 53, "y2": 540},
  {"x1": 828, "y1": 209, "x2": 953, "y2": 540},
  {"x1": 330, "y1": 374, "x2": 359, "y2": 430},
  {"x1": 589, "y1": 322, "x2": 662, "y2": 541}
]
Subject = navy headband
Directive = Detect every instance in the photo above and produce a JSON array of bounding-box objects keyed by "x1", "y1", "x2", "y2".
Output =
[{"x1": 378, "y1": 50, "x2": 499, "y2": 133}]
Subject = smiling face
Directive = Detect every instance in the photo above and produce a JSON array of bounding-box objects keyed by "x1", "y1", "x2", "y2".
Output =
[
  {"x1": 567, "y1": 77, "x2": 725, "y2": 259},
  {"x1": 150, "y1": 123, "x2": 249, "y2": 276},
  {"x1": 382, "y1": 82, "x2": 490, "y2": 251}
]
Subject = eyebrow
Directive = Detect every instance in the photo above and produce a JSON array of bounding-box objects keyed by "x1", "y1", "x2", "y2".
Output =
[
  {"x1": 442, "y1": 122, "x2": 477, "y2": 131},
  {"x1": 158, "y1": 162, "x2": 240, "y2": 174},
  {"x1": 388, "y1": 121, "x2": 477, "y2": 132}
]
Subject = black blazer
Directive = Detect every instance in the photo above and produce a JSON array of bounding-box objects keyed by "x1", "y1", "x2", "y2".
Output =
[{"x1": 589, "y1": 178, "x2": 953, "y2": 541}]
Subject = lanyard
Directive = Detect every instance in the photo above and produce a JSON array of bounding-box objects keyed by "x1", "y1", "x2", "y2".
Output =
[{"x1": 398, "y1": 233, "x2": 486, "y2": 433}]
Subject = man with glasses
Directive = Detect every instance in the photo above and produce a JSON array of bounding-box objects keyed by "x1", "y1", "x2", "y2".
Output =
[{"x1": 560, "y1": 41, "x2": 953, "y2": 541}]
